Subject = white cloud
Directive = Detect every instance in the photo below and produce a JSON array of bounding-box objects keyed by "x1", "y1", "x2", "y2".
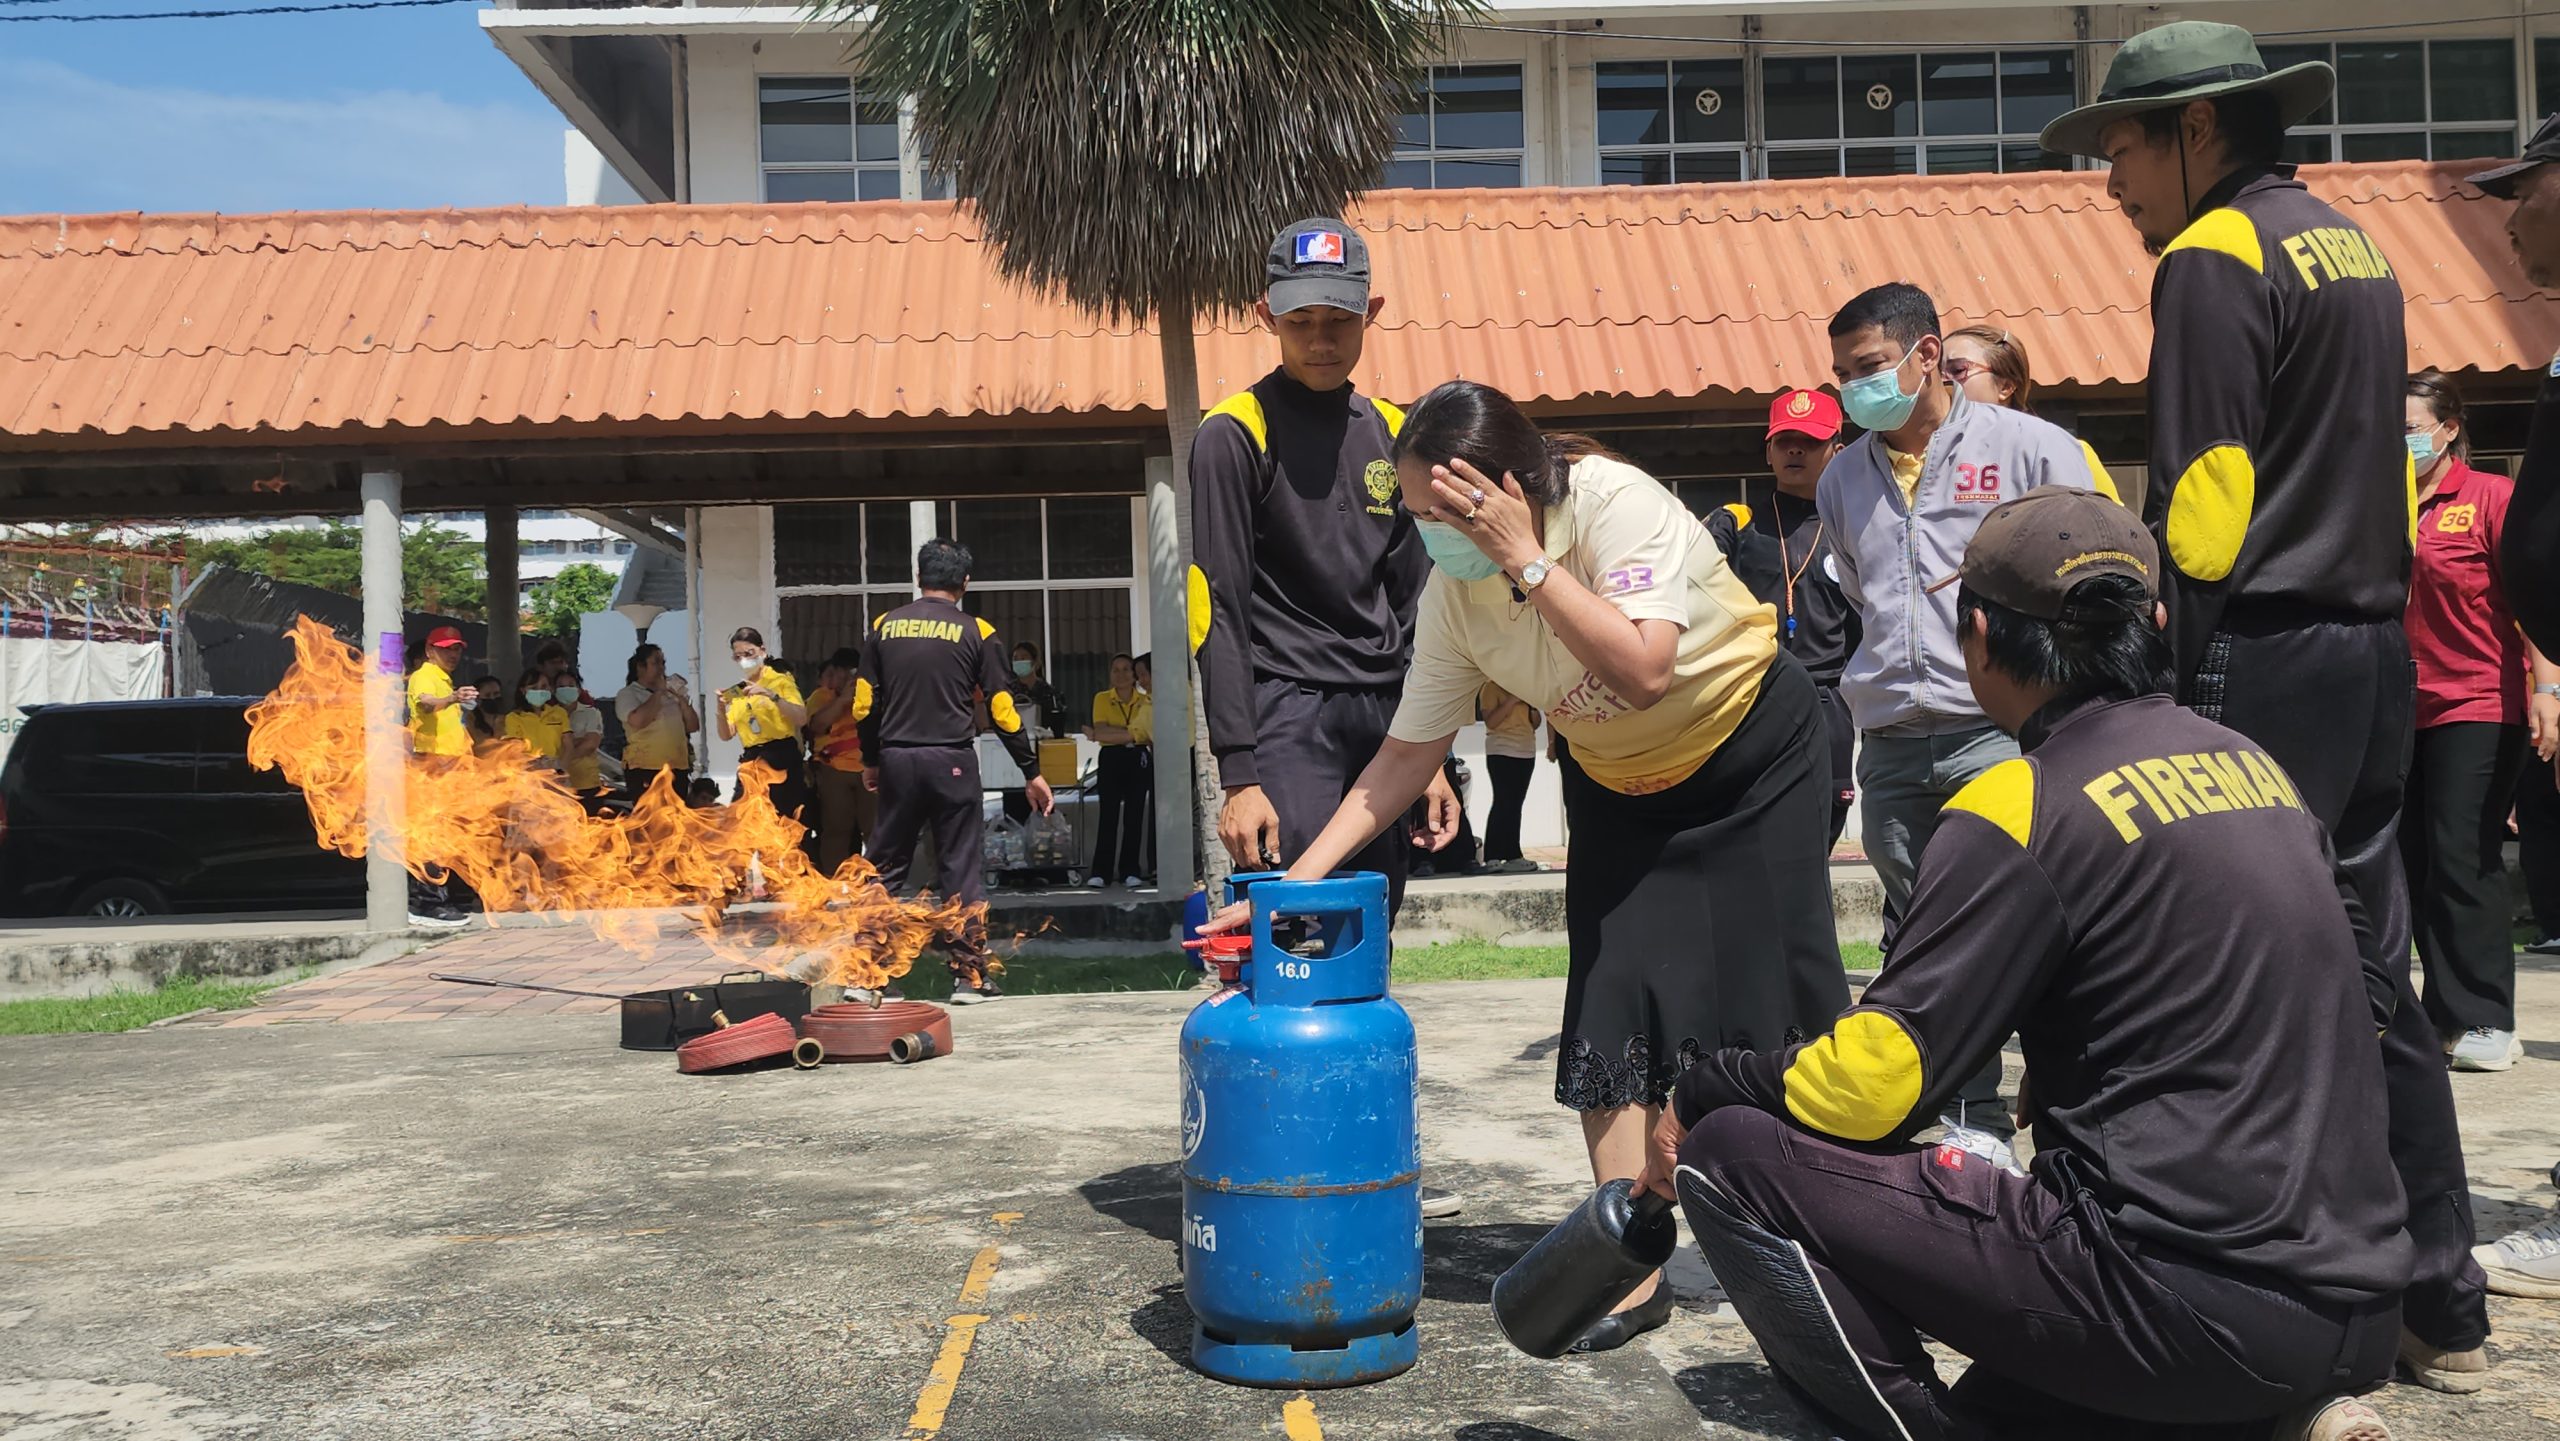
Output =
[{"x1": 0, "y1": 57, "x2": 567, "y2": 214}]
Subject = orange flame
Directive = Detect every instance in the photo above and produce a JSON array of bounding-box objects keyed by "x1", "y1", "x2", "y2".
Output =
[{"x1": 246, "y1": 616, "x2": 978, "y2": 990}]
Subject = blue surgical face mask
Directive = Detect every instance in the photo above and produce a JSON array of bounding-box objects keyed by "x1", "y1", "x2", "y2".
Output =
[
  {"x1": 1416, "y1": 519, "x2": 1502, "y2": 581},
  {"x1": 2406, "y1": 429, "x2": 2442, "y2": 470},
  {"x1": 1841, "y1": 340, "x2": 1925, "y2": 434},
  {"x1": 1012, "y1": 659, "x2": 1035, "y2": 678},
  {"x1": 523, "y1": 688, "x2": 552, "y2": 707}
]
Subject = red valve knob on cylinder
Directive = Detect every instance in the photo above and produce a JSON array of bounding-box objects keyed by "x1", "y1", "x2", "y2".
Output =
[{"x1": 1182, "y1": 934, "x2": 1256, "y2": 984}]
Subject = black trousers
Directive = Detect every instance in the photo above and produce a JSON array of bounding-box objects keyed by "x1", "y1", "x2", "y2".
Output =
[
  {"x1": 2516, "y1": 751, "x2": 2560, "y2": 939},
  {"x1": 1090, "y1": 745, "x2": 1150, "y2": 881},
  {"x1": 1680, "y1": 1105, "x2": 2399, "y2": 1441},
  {"x1": 1815, "y1": 682, "x2": 1856, "y2": 849},
  {"x1": 2191, "y1": 610, "x2": 2487, "y2": 1351},
  {"x1": 1250, "y1": 676, "x2": 1409, "y2": 917},
  {"x1": 2402, "y1": 721, "x2": 2528, "y2": 1034},
  {"x1": 867, "y1": 744, "x2": 990, "y2": 975},
  {"x1": 1483, "y1": 753, "x2": 1534, "y2": 862}
]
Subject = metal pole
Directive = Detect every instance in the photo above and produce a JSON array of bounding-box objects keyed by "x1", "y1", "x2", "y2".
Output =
[
  {"x1": 1142, "y1": 455, "x2": 1195, "y2": 899},
  {"x1": 483, "y1": 505, "x2": 521, "y2": 690},
  {"x1": 361, "y1": 467, "x2": 409, "y2": 934},
  {"x1": 684, "y1": 505, "x2": 703, "y2": 777}
]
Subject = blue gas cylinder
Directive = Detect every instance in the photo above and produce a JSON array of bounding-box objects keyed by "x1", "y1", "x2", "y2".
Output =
[{"x1": 1178, "y1": 871, "x2": 1420, "y2": 1387}]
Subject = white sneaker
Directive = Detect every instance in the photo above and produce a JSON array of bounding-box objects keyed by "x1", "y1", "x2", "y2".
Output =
[
  {"x1": 2448, "y1": 1028, "x2": 2520, "y2": 1072},
  {"x1": 1084, "y1": 875, "x2": 1108, "y2": 890},
  {"x1": 407, "y1": 909, "x2": 469, "y2": 930},
  {"x1": 2474, "y1": 1215, "x2": 2560, "y2": 1298},
  {"x1": 1122, "y1": 875, "x2": 1145, "y2": 889}
]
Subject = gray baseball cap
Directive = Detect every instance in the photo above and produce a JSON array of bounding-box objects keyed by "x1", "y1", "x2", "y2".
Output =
[
  {"x1": 1266, "y1": 219, "x2": 1371, "y2": 315},
  {"x1": 2466, "y1": 112, "x2": 2560, "y2": 198}
]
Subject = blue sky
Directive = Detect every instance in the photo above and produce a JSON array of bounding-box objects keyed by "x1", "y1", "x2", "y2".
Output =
[{"x1": 1, "y1": 3, "x2": 568, "y2": 214}]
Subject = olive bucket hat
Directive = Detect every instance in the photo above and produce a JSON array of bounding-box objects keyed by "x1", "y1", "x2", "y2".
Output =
[{"x1": 2039, "y1": 21, "x2": 2334, "y2": 160}]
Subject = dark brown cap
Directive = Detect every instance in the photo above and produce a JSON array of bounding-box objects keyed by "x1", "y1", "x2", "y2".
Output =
[
  {"x1": 1930, "y1": 486, "x2": 2156, "y2": 619},
  {"x1": 2466, "y1": 112, "x2": 2560, "y2": 199}
]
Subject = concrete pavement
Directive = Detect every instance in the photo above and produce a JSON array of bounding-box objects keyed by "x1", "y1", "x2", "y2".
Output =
[{"x1": 4, "y1": 971, "x2": 2559, "y2": 1439}]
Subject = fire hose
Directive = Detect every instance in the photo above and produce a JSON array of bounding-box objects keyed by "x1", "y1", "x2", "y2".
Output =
[
  {"x1": 797, "y1": 1001, "x2": 953, "y2": 1064},
  {"x1": 675, "y1": 1012, "x2": 815, "y2": 1073}
]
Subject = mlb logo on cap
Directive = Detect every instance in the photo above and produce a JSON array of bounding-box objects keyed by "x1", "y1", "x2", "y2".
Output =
[{"x1": 1295, "y1": 230, "x2": 1347, "y2": 266}]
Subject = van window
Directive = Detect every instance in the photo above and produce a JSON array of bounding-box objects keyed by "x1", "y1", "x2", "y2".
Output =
[{"x1": 43, "y1": 708, "x2": 200, "y2": 797}]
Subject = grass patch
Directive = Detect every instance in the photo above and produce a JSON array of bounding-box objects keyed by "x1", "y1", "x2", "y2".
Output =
[
  {"x1": 0, "y1": 967, "x2": 314, "y2": 1036},
  {"x1": 945, "y1": 939, "x2": 1879, "y2": 997}
]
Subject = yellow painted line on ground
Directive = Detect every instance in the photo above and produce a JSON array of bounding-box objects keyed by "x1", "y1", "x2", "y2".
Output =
[
  {"x1": 955, "y1": 1244, "x2": 1001, "y2": 1306},
  {"x1": 1282, "y1": 1392, "x2": 1324, "y2": 1441},
  {"x1": 992, "y1": 1210, "x2": 1024, "y2": 1229},
  {"x1": 903, "y1": 1313, "x2": 992, "y2": 1437},
  {"x1": 902, "y1": 1234, "x2": 1014, "y2": 1438}
]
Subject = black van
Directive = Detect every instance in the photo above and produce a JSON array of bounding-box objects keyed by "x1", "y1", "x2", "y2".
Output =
[{"x1": 0, "y1": 697, "x2": 362, "y2": 918}]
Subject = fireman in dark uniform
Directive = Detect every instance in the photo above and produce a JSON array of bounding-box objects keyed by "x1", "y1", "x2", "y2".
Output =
[
  {"x1": 2043, "y1": 22, "x2": 2489, "y2": 1394},
  {"x1": 1705, "y1": 387, "x2": 1861, "y2": 845},
  {"x1": 856, "y1": 537, "x2": 1051, "y2": 1005},
  {"x1": 1193, "y1": 217, "x2": 1456, "y2": 915},
  {"x1": 1649, "y1": 489, "x2": 2408, "y2": 1441}
]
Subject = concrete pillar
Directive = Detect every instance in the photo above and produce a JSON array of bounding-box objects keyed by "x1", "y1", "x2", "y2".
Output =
[
  {"x1": 907, "y1": 499, "x2": 936, "y2": 578},
  {"x1": 1144, "y1": 456, "x2": 1195, "y2": 898},
  {"x1": 360, "y1": 468, "x2": 408, "y2": 934},
  {"x1": 683, "y1": 505, "x2": 703, "y2": 775},
  {"x1": 483, "y1": 504, "x2": 521, "y2": 689}
]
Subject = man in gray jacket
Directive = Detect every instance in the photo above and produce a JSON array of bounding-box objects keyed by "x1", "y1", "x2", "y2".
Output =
[{"x1": 1817, "y1": 281, "x2": 2104, "y2": 1136}]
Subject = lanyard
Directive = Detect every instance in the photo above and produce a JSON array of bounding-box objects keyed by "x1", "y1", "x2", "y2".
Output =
[{"x1": 1774, "y1": 512, "x2": 1824, "y2": 641}]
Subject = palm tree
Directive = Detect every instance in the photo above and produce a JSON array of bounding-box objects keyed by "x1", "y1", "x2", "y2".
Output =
[{"x1": 838, "y1": 0, "x2": 1483, "y2": 891}]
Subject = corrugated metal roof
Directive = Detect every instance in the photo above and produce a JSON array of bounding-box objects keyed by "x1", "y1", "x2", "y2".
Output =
[{"x1": 0, "y1": 161, "x2": 2549, "y2": 450}]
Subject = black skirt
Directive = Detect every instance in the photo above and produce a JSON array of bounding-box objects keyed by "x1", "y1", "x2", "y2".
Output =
[{"x1": 1554, "y1": 652, "x2": 1849, "y2": 1112}]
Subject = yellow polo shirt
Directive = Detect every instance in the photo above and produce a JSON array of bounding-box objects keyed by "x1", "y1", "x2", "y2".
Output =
[
  {"x1": 725, "y1": 665, "x2": 804, "y2": 747},
  {"x1": 504, "y1": 704, "x2": 570, "y2": 761},
  {"x1": 407, "y1": 663, "x2": 469, "y2": 758},
  {"x1": 804, "y1": 685, "x2": 866, "y2": 773},
  {"x1": 1090, "y1": 687, "x2": 1153, "y2": 746},
  {"x1": 1389, "y1": 454, "x2": 1777, "y2": 796}
]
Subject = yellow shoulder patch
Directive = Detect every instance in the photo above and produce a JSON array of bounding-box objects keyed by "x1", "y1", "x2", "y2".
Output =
[
  {"x1": 871, "y1": 612, "x2": 887, "y2": 631},
  {"x1": 975, "y1": 617, "x2": 997, "y2": 641},
  {"x1": 989, "y1": 690, "x2": 1023, "y2": 734},
  {"x1": 850, "y1": 677, "x2": 874, "y2": 722},
  {"x1": 1205, "y1": 392, "x2": 1269, "y2": 453},
  {"x1": 1187, "y1": 565, "x2": 1213, "y2": 656},
  {"x1": 2164, "y1": 445, "x2": 2257, "y2": 581},
  {"x1": 1372, "y1": 396, "x2": 1407, "y2": 438},
  {"x1": 1944, "y1": 757, "x2": 2036, "y2": 848},
  {"x1": 2162, "y1": 207, "x2": 2264, "y2": 274},
  {"x1": 2405, "y1": 449, "x2": 2420, "y2": 552},
  {"x1": 2078, "y1": 438, "x2": 2123, "y2": 505},
  {"x1": 1782, "y1": 1010, "x2": 1926, "y2": 1143},
  {"x1": 1721, "y1": 502, "x2": 1752, "y2": 529}
]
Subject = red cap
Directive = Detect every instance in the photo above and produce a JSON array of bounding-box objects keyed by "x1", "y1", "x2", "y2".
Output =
[
  {"x1": 1767, "y1": 388, "x2": 1844, "y2": 441},
  {"x1": 426, "y1": 626, "x2": 466, "y2": 649}
]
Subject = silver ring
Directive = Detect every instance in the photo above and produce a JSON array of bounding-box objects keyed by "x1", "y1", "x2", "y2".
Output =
[{"x1": 1469, "y1": 487, "x2": 1486, "y2": 507}]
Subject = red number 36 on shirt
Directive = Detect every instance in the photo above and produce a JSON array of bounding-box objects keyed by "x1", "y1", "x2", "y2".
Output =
[{"x1": 1953, "y1": 462, "x2": 2001, "y2": 502}]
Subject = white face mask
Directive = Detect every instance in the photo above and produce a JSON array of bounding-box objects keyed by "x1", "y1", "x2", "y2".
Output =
[{"x1": 736, "y1": 654, "x2": 762, "y2": 675}]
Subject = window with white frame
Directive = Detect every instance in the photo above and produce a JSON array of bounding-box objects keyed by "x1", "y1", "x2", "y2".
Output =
[
  {"x1": 1597, "y1": 58, "x2": 1746, "y2": 185},
  {"x1": 2262, "y1": 39, "x2": 2517, "y2": 164},
  {"x1": 759, "y1": 77, "x2": 905, "y2": 203},
  {"x1": 773, "y1": 497, "x2": 1138, "y2": 722},
  {"x1": 1760, "y1": 49, "x2": 2077, "y2": 180},
  {"x1": 1386, "y1": 65, "x2": 1526, "y2": 188}
]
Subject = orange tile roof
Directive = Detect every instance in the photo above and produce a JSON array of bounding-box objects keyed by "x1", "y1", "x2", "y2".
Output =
[{"x1": 0, "y1": 160, "x2": 2550, "y2": 452}]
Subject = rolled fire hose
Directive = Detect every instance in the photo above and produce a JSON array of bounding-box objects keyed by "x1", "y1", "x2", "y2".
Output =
[
  {"x1": 675, "y1": 1012, "x2": 799, "y2": 1074},
  {"x1": 797, "y1": 1001, "x2": 954, "y2": 1064}
]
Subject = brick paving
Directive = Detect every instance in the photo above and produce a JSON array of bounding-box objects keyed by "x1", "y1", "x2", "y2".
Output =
[{"x1": 212, "y1": 912, "x2": 736, "y2": 1027}]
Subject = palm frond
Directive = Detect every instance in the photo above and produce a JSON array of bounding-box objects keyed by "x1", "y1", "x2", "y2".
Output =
[{"x1": 823, "y1": 0, "x2": 1487, "y2": 323}]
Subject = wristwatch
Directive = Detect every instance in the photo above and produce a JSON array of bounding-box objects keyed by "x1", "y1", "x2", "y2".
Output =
[
  {"x1": 2539, "y1": 683, "x2": 2560, "y2": 699},
  {"x1": 1517, "y1": 555, "x2": 1555, "y2": 592}
]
